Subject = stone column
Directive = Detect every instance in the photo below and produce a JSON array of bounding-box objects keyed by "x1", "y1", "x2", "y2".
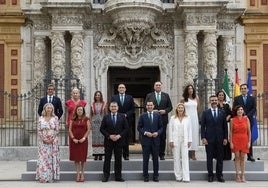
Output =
[
  {"x1": 71, "y1": 31, "x2": 84, "y2": 85},
  {"x1": 203, "y1": 31, "x2": 217, "y2": 79},
  {"x1": 51, "y1": 31, "x2": 65, "y2": 78},
  {"x1": 184, "y1": 31, "x2": 198, "y2": 85},
  {"x1": 33, "y1": 36, "x2": 46, "y2": 86},
  {"x1": 203, "y1": 31, "x2": 217, "y2": 97},
  {"x1": 222, "y1": 36, "x2": 235, "y2": 82}
]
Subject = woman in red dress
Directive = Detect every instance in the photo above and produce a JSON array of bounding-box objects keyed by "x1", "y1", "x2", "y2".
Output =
[
  {"x1": 230, "y1": 105, "x2": 251, "y2": 183},
  {"x1": 69, "y1": 105, "x2": 91, "y2": 182},
  {"x1": 65, "y1": 88, "x2": 87, "y2": 128}
]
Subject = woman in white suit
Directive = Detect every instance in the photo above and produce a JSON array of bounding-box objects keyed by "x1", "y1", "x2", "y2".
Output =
[{"x1": 169, "y1": 103, "x2": 192, "y2": 182}]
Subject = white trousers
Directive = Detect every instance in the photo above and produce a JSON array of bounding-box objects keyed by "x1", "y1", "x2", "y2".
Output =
[{"x1": 172, "y1": 140, "x2": 190, "y2": 181}]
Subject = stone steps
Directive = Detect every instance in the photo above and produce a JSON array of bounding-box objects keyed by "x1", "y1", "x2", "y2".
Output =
[{"x1": 21, "y1": 159, "x2": 268, "y2": 181}]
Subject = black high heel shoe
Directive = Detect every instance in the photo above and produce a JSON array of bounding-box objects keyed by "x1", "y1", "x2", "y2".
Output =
[
  {"x1": 99, "y1": 156, "x2": 102, "y2": 160},
  {"x1": 94, "y1": 156, "x2": 98, "y2": 160}
]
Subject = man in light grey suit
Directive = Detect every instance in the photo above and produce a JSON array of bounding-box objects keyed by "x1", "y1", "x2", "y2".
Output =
[{"x1": 144, "y1": 81, "x2": 173, "y2": 160}]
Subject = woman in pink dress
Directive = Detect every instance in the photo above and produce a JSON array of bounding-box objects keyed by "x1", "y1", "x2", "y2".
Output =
[
  {"x1": 230, "y1": 105, "x2": 251, "y2": 183},
  {"x1": 65, "y1": 88, "x2": 87, "y2": 128},
  {"x1": 69, "y1": 105, "x2": 91, "y2": 182},
  {"x1": 36, "y1": 103, "x2": 60, "y2": 183}
]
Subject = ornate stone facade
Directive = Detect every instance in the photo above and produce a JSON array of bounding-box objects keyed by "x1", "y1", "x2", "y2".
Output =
[{"x1": 20, "y1": 0, "x2": 245, "y2": 107}]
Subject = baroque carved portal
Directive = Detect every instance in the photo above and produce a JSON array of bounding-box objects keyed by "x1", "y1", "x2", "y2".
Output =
[{"x1": 98, "y1": 25, "x2": 170, "y2": 60}]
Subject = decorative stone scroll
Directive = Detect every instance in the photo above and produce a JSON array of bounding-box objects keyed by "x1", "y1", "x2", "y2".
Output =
[
  {"x1": 71, "y1": 32, "x2": 84, "y2": 84},
  {"x1": 203, "y1": 31, "x2": 217, "y2": 79},
  {"x1": 184, "y1": 31, "x2": 198, "y2": 85},
  {"x1": 51, "y1": 32, "x2": 65, "y2": 78},
  {"x1": 33, "y1": 36, "x2": 46, "y2": 85}
]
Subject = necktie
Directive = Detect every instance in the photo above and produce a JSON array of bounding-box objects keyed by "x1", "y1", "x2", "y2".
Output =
[
  {"x1": 49, "y1": 96, "x2": 52, "y2": 103},
  {"x1": 149, "y1": 112, "x2": 153, "y2": 125},
  {"x1": 112, "y1": 114, "x2": 116, "y2": 126},
  {"x1": 243, "y1": 95, "x2": 247, "y2": 105},
  {"x1": 120, "y1": 94, "x2": 124, "y2": 106},
  {"x1": 213, "y1": 110, "x2": 217, "y2": 120},
  {"x1": 156, "y1": 93, "x2": 160, "y2": 105}
]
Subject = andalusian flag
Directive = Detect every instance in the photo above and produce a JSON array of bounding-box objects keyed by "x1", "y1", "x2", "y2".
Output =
[
  {"x1": 247, "y1": 69, "x2": 258, "y2": 142},
  {"x1": 234, "y1": 68, "x2": 240, "y2": 97},
  {"x1": 222, "y1": 69, "x2": 230, "y2": 103}
]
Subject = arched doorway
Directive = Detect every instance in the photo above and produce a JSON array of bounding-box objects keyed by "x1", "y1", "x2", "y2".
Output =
[{"x1": 107, "y1": 66, "x2": 160, "y2": 144}]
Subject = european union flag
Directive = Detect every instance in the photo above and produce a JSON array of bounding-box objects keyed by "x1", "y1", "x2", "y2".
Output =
[{"x1": 247, "y1": 69, "x2": 258, "y2": 143}]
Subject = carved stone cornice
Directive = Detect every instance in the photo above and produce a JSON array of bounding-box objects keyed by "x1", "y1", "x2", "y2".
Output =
[
  {"x1": 185, "y1": 14, "x2": 216, "y2": 26},
  {"x1": 52, "y1": 14, "x2": 83, "y2": 26},
  {"x1": 27, "y1": 15, "x2": 51, "y2": 31}
]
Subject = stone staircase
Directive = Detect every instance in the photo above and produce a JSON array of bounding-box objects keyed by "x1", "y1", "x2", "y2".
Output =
[{"x1": 22, "y1": 157, "x2": 268, "y2": 181}]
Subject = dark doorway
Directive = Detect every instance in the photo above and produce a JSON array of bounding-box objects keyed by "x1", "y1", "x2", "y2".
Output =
[{"x1": 107, "y1": 66, "x2": 160, "y2": 144}]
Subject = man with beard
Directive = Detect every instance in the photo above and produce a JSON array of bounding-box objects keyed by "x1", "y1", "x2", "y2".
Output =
[{"x1": 201, "y1": 95, "x2": 228, "y2": 183}]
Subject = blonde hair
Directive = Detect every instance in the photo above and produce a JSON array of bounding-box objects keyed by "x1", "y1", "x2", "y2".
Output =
[
  {"x1": 174, "y1": 103, "x2": 187, "y2": 118},
  {"x1": 41, "y1": 103, "x2": 55, "y2": 117}
]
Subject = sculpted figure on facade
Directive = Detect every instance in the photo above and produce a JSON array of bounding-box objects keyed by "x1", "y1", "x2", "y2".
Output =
[
  {"x1": 184, "y1": 31, "x2": 198, "y2": 85},
  {"x1": 33, "y1": 36, "x2": 46, "y2": 85},
  {"x1": 51, "y1": 32, "x2": 65, "y2": 78},
  {"x1": 203, "y1": 32, "x2": 217, "y2": 79},
  {"x1": 71, "y1": 32, "x2": 84, "y2": 83}
]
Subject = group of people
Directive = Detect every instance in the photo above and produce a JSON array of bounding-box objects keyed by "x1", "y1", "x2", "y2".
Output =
[{"x1": 35, "y1": 81, "x2": 256, "y2": 184}]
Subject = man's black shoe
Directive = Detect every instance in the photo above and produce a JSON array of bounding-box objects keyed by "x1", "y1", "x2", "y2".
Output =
[
  {"x1": 124, "y1": 156, "x2": 129, "y2": 160},
  {"x1": 115, "y1": 178, "x2": 125, "y2": 182},
  {"x1": 102, "y1": 177, "x2": 108, "y2": 182},
  {"x1": 153, "y1": 177, "x2": 159, "y2": 182},
  {"x1": 217, "y1": 177, "x2": 225, "y2": 183},
  {"x1": 247, "y1": 157, "x2": 255, "y2": 162},
  {"x1": 160, "y1": 156, "x2": 165, "y2": 160},
  {"x1": 144, "y1": 177, "x2": 149, "y2": 182},
  {"x1": 208, "y1": 176, "x2": 214, "y2": 182}
]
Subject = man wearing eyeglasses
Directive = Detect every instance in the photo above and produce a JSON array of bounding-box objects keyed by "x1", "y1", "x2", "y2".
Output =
[{"x1": 233, "y1": 83, "x2": 256, "y2": 162}]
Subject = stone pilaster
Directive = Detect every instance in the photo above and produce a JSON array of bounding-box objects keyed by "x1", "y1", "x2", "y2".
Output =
[
  {"x1": 71, "y1": 31, "x2": 84, "y2": 85},
  {"x1": 203, "y1": 31, "x2": 217, "y2": 79},
  {"x1": 33, "y1": 36, "x2": 46, "y2": 86},
  {"x1": 51, "y1": 32, "x2": 65, "y2": 78},
  {"x1": 184, "y1": 30, "x2": 198, "y2": 85},
  {"x1": 222, "y1": 36, "x2": 235, "y2": 82}
]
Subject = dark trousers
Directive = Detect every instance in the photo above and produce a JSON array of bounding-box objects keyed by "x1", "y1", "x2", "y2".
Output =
[
  {"x1": 159, "y1": 125, "x2": 167, "y2": 157},
  {"x1": 123, "y1": 118, "x2": 132, "y2": 158},
  {"x1": 247, "y1": 124, "x2": 254, "y2": 158},
  {"x1": 142, "y1": 143, "x2": 159, "y2": 178},
  {"x1": 103, "y1": 142, "x2": 123, "y2": 179},
  {"x1": 205, "y1": 141, "x2": 224, "y2": 178}
]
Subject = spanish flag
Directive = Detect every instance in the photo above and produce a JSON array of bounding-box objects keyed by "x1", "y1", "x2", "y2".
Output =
[{"x1": 234, "y1": 68, "x2": 240, "y2": 97}]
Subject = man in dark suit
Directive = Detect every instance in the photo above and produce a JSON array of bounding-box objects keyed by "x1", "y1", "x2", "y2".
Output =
[
  {"x1": 144, "y1": 81, "x2": 172, "y2": 160},
  {"x1": 233, "y1": 83, "x2": 256, "y2": 162},
  {"x1": 138, "y1": 101, "x2": 163, "y2": 182},
  {"x1": 38, "y1": 84, "x2": 63, "y2": 119},
  {"x1": 100, "y1": 102, "x2": 129, "y2": 182},
  {"x1": 110, "y1": 83, "x2": 135, "y2": 160},
  {"x1": 201, "y1": 95, "x2": 228, "y2": 183}
]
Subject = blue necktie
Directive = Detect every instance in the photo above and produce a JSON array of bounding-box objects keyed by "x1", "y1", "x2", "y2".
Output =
[
  {"x1": 149, "y1": 112, "x2": 153, "y2": 125},
  {"x1": 243, "y1": 95, "x2": 247, "y2": 105},
  {"x1": 49, "y1": 96, "x2": 52, "y2": 103},
  {"x1": 112, "y1": 114, "x2": 116, "y2": 126},
  {"x1": 213, "y1": 110, "x2": 217, "y2": 120}
]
